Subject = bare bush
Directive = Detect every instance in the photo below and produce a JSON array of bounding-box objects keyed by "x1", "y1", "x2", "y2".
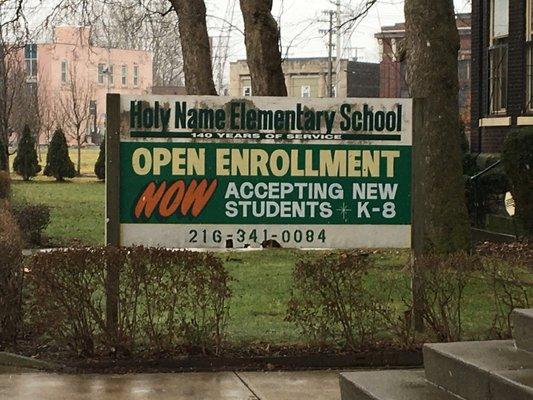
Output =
[
  {"x1": 286, "y1": 251, "x2": 391, "y2": 350},
  {"x1": 0, "y1": 208, "x2": 24, "y2": 344},
  {"x1": 481, "y1": 256, "x2": 532, "y2": 338},
  {"x1": 26, "y1": 247, "x2": 231, "y2": 356},
  {"x1": 417, "y1": 252, "x2": 480, "y2": 342}
]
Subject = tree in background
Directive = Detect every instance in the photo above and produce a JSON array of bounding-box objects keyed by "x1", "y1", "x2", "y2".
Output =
[
  {"x1": 13, "y1": 125, "x2": 41, "y2": 181},
  {"x1": 57, "y1": 66, "x2": 93, "y2": 176},
  {"x1": 168, "y1": 0, "x2": 217, "y2": 95},
  {"x1": 44, "y1": 129, "x2": 76, "y2": 182},
  {"x1": 93, "y1": 0, "x2": 185, "y2": 88},
  {"x1": 239, "y1": 0, "x2": 287, "y2": 96},
  {"x1": 94, "y1": 138, "x2": 105, "y2": 181},
  {"x1": 0, "y1": 35, "x2": 29, "y2": 171}
]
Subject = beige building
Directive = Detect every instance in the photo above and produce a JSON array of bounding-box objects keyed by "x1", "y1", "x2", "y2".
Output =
[{"x1": 229, "y1": 58, "x2": 379, "y2": 99}]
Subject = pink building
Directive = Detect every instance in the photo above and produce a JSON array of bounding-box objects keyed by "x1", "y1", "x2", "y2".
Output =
[{"x1": 25, "y1": 26, "x2": 153, "y2": 144}]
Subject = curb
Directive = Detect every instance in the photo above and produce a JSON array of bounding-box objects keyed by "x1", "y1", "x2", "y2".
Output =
[
  {"x1": 0, "y1": 352, "x2": 67, "y2": 372},
  {"x1": 68, "y1": 349, "x2": 423, "y2": 374}
]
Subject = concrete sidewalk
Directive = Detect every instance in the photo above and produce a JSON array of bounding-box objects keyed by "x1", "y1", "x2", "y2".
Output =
[{"x1": 0, "y1": 369, "x2": 341, "y2": 400}]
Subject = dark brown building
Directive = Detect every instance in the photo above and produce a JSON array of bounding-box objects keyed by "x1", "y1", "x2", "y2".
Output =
[
  {"x1": 375, "y1": 14, "x2": 472, "y2": 129},
  {"x1": 471, "y1": 0, "x2": 533, "y2": 153}
]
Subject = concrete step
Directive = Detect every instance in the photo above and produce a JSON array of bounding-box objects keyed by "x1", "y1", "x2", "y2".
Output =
[
  {"x1": 424, "y1": 340, "x2": 533, "y2": 400},
  {"x1": 339, "y1": 370, "x2": 461, "y2": 400},
  {"x1": 513, "y1": 309, "x2": 533, "y2": 353}
]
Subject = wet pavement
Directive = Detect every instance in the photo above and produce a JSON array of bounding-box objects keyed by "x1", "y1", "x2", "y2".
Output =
[{"x1": 0, "y1": 369, "x2": 341, "y2": 400}]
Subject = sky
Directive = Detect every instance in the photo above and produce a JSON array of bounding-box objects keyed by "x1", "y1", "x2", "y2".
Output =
[{"x1": 208, "y1": 0, "x2": 472, "y2": 64}]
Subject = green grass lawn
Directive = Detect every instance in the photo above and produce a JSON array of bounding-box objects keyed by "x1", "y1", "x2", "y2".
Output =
[
  {"x1": 223, "y1": 249, "x2": 411, "y2": 345},
  {"x1": 12, "y1": 177, "x2": 105, "y2": 245}
]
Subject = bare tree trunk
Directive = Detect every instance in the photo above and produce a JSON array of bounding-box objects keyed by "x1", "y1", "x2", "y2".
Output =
[
  {"x1": 239, "y1": 0, "x2": 287, "y2": 96},
  {"x1": 0, "y1": 38, "x2": 9, "y2": 172},
  {"x1": 405, "y1": 0, "x2": 471, "y2": 332},
  {"x1": 169, "y1": 0, "x2": 217, "y2": 95},
  {"x1": 405, "y1": 0, "x2": 470, "y2": 254},
  {"x1": 77, "y1": 136, "x2": 81, "y2": 176}
]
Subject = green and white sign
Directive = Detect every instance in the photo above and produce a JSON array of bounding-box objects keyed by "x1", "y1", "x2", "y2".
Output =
[{"x1": 107, "y1": 95, "x2": 413, "y2": 249}]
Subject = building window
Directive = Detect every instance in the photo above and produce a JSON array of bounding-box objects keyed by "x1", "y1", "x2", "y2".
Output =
[
  {"x1": 526, "y1": 0, "x2": 533, "y2": 110},
  {"x1": 528, "y1": 0, "x2": 533, "y2": 40},
  {"x1": 458, "y1": 59, "x2": 470, "y2": 84},
  {"x1": 61, "y1": 60, "x2": 68, "y2": 83},
  {"x1": 243, "y1": 86, "x2": 252, "y2": 96},
  {"x1": 527, "y1": 45, "x2": 533, "y2": 111},
  {"x1": 108, "y1": 64, "x2": 114, "y2": 86},
  {"x1": 133, "y1": 65, "x2": 139, "y2": 87},
  {"x1": 24, "y1": 44, "x2": 37, "y2": 80},
  {"x1": 490, "y1": 0, "x2": 509, "y2": 41},
  {"x1": 98, "y1": 63, "x2": 105, "y2": 84},
  {"x1": 301, "y1": 85, "x2": 311, "y2": 98},
  {"x1": 488, "y1": 45, "x2": 507, "y2": 114},
  {"x1": 121, "y1": 65, "x2": 127, "y2": 86},
  {"x1": 390, "y1": 38, "x2": 398, "y2": 61},
  {"x1": 488, "y1": 0, "x2": 508, "y2": 114}
]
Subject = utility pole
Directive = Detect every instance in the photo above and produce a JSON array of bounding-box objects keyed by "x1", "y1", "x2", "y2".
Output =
[
  {"x1": 328, "y1": 11, "x2": 334, "y2": 98},
  {"x1": 335, "y1": 0, "x2": 341, "y2": 98},
  {"x1": 320, "y1": 10, "x2": 335, "y2": 98},
  {"x1": 322, "y1": 0, "x2": 348, "y2": 98}
]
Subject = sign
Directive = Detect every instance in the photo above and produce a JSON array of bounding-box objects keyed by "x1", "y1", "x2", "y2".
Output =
[{"x1": 106, "y1": 95, "x2": 413, "y2": 249}]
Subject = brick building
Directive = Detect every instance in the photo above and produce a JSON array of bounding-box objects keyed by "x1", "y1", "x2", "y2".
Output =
[
  {"x1": 375, "y1": 14, "x2": 472, "y2": 128},
  {"x1": 471, "y1": 0, "x2": 533, "y2": 153},
  {"x1": 229, "y1": 58, "x2": 380, "y2": 98}
]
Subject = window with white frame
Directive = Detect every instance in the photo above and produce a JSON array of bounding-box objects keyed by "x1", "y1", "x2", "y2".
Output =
[
  {"x1": 527, "y1": 45, "x2": 533, "y2": 111},
  {"x1": 121, "y1": 65, "x2": 127, "y2": 86},
  {"x1": 133, "y1": 65, "x2": 139, "y2": 87},
  {"x1": 108, "y1": 64, "x2": 114, "y2": 86},
  {"x1": 491, "y1": 0, "x2": 509, "y2": 40},
  {"x1": 243, "y1": 86, "x2": 252, "y2": 96},
  {"x1": 24, "y1": 44, "x2": 37, "y2": 80},
  {"x1": 528, "y1": 0, "x2": 533, "y2": 40},
  {"x1": 488, "y1": 0, "x2": 509, "y2": 114},
  {"x1": 526, "y1": 0, "x2": 533, "y2": 110},
  {"x1": 301, "y1": 85, "x2": 311, "y2": 98},
  {"x1": 61, "y1": 60, "x2": 68, "y2": 83},
  {"x1": 98, "y1": 63, "x2": 106, "y2": 84}
]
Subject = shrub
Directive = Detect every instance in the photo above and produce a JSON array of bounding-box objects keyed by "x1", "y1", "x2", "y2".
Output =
[
  {"x1": 11, "y1": 202, "x2": 51, "y2": 246},
  {"x1": 0, "y1": 208, "x2": 24, "y2": 344},
  {"x1": 44, "y1": 129, "x2": 76, "y2": 181},
  {"x1": 26, "y1": 248, "x2": 107, "y2": 356},
  {"x1": 286, "y1": 251, "x2": 390, "y2": 350},
  {"x1": 94, "y1": 139, "x2": 105, "y2": 180},
  {"x1": 26, "y1": 247, "x2": 231, "y2": 356},
  {"x1": 481, "y1": 254, "x2": 532, "y2": 339},
  {"x1": 13, "y1": 125, "x2": 41, "y2": 181},
  {"x1": 416, "y1": 252, "x2": 480, "y2": 342},
  {"x1": 0, "y1": 170, "x2": 10, "y2": 200},
  {"x1": 118, "y1": 247, "x2": 231, "y2": 354},
  {"x1": 502, "y1": 128, "x2": 533, "y2": 237}
]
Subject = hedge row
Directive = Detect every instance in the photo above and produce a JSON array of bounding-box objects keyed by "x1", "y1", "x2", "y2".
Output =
[
  {"x1": 26, "y1": 247, "x2": 231, "y2": 356},
  {"x1": 17, "y1": 245, "x2": 532, "y2": 356}
]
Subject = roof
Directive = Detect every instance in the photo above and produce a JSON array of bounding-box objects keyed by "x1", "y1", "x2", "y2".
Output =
[
  {"x1": 375, "y1": 12, "x2": 471, "y2": 39},
  {"x1": 232, "y1": 57, "x2": 351, "y2": 64}
]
